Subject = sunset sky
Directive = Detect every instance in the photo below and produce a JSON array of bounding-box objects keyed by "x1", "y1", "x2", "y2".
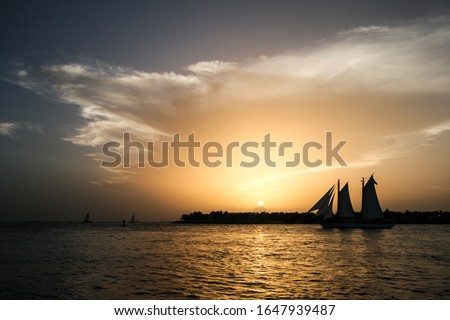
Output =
[{"x1": 1, "y1": 0, "x2": 449, "y2": 221}]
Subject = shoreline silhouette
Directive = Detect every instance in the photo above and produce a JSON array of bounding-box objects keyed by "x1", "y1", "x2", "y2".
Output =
[{"x1": 175, "y1": 210, "x2": 450, "y2": 224}]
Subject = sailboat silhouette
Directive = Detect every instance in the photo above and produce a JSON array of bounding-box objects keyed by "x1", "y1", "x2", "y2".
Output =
[
  {"x1": 309, "y1": 175, "x2": 395, "y2": 229},
  {"x1": 82, "y1": 212, "x2": 93, "y2": 223},
  {"x1": 129, "y1": 214, "x2": 137, "y2": 223}
]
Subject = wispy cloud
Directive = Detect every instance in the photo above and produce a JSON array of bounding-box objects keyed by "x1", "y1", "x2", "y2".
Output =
[
  {"x1": 4, "y1": 63, "x2": 208, "y2": 146},
  {"x1": 0, "y1": 122, "x2": 18, "y2": 137},
  {"x1": 3, "y1": 16, "x2": 449, "y2": 150},
  {"x1": 0, "y1": 121, "x2": 44, "y2": 138},
  {"x1": 186, "y1": 60, "x2": 239, "y2": 76},
  {"x1": 428, "y1": 184, "x2": 450, "y2": 193},
  {"x1": 243, "y1": 16, "x2": 450, "y2": 93},
  {"x1": 360, "y1": 120, "x2": 450, "y2": 164},
  {"x1": 242, "y1": 119, "x2": 450, "y2": 187}
]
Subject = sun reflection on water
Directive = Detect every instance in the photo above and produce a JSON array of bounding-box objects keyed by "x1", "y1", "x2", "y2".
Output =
[{"x1": 0, "y1": 223, "x2": 449, "y2": 299}]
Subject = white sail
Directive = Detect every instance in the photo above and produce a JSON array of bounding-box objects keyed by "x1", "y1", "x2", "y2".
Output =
[
  {"x1": 309, "y1": 185, "x2": 334, "y2": 214},
  {"x1": 337, "y1": 182, "x2": 355, "y2": 218},
  {"x1": 362, "y1": 175, "x2": 384, "y2": 220}
]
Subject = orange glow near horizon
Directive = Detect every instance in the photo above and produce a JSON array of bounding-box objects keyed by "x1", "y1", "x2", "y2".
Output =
[{"x1": 112, "y1": 87, "x2": 449, "y2": 219}]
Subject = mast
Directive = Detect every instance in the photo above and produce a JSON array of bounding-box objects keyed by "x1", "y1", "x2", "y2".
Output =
[
  {"x1": 361, "y1": 177, "x2": 364, "y2": 214},
  {"x1": 337, "y1": 179, "x2": 340, "y2": 215}
]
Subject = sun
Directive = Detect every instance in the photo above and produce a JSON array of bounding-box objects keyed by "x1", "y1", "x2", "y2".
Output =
[{"x1": 257, "y1": 200, "x2": 265, "y2": 207}]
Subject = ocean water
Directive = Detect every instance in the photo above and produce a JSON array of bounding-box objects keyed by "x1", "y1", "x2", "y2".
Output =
[{"x1": 0, "y1": 223, "x2": 449, "y2": 299}]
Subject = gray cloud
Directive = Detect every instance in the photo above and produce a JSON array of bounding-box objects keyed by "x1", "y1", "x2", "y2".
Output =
[
  {"x1": 0, "y1": 122, "x2": 18, "y2": 137},
  {"x1": 0, "y1": 121, "x2": 44, "y2": 138},
  {"x1": 360, "y1": 120, "x2": 450, "y2": 164},
  {"x1": 2, "y1": 15, "x2": 449, "y2": 151},
  {"x1": 4, "y1": 62, "x2": 211, "y2": 146},
  {"x1": 243, "y1": 16, "x2": 450, "y2": 93}
]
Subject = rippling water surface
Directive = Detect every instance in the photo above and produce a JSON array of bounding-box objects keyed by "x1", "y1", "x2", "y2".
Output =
[{"x1": 0, "y1": 223, "x2": 449, "y2": 299}]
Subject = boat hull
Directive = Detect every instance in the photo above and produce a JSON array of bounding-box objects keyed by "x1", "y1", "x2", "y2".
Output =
[{"x1": 321, "y1": 221, "x2": 395, "y2": 229}]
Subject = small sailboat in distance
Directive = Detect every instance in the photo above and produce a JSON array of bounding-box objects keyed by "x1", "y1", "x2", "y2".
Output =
[
  {"x1": 83, "y1": 212, "x2": 93, "y2": 223},
  {"x1": 129, "y1": 214, "x2": 137, "y2": 223},
  {"x1": 309, "y1": 175, "x2": 395, "y2": 229}
]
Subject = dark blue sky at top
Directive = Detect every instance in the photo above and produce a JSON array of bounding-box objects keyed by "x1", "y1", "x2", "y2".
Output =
[
  {"x1": 0, "y1": 0, "x2": 449, "y2": 220},
  {"x1": 1, "y1": 0, "x2": 448, "y2": 71}
]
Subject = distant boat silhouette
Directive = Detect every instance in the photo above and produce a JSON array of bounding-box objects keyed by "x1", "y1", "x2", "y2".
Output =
[
  {"x1": 129, "y1": 214, "x2": 137, "y2": 223},
  {"x1": 83, "y1": 212, "x2": 93, "y2": 223},
  {"x1": 310, "y1": 174, "x2": 395, "y2": 229}
]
